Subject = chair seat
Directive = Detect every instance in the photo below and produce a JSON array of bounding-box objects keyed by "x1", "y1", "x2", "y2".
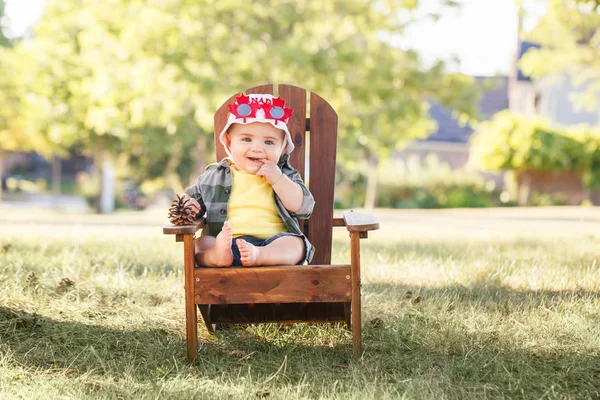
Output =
[{"x1": 194, "y1": 264, "x2": 352, "y2": 304}]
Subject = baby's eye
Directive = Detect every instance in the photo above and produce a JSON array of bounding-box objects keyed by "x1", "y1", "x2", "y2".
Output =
[
  {"x1": 265, "y1": 140, "x2": 274, "y2": 145},
  {"x1": 241, "y1": 137, "x2": 251, "y2": 142}
]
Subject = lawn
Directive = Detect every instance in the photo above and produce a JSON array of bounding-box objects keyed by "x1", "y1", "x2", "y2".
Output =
[{"x1": 1, "y1": 206, "x2": 599, "y2": 399}]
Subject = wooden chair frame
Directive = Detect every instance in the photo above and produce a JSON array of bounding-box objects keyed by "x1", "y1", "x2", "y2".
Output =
[{"x1": 164, "y1": 84, "x2": 378, "y2": 360}]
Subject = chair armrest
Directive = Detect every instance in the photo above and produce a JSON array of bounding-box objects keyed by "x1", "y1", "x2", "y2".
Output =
[
  {"x1": 343, "y1": 211, "x2": 379, "y2": 232},
  {"x1": 163, "y1": 218, "x2": 205, "y2": 235}
]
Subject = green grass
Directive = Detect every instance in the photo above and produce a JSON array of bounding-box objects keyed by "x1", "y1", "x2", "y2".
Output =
[{"x1": 1, "y1": 207, "x2": 600, "y2": 399}]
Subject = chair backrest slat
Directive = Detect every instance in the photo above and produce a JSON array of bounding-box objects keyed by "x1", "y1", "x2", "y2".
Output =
[
  {"x1": 212, "y1": 84, "x2": 337, "y2": 265},
  {"x1": 277, "y1": 84, "x2": 307, "y2": 180},
  {"x1": 307, "y1": 92, "x2": 338, "y2": 265}
]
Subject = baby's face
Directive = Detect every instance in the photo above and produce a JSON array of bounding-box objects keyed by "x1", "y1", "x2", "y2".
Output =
[{"x1": 225, "y1": 122, "x2": 286, "y2": 174}]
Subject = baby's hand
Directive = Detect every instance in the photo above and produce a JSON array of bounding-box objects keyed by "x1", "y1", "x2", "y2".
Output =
[
  {"x1": 256, "y1": 160, "x2": 283, "y2": 186},
  {"x1": 182, "y1": 194, "x2": 201, "y2": 216}
]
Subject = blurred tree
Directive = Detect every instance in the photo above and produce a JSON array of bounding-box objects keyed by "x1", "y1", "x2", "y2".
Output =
[
  {"x1": 0, "y1": 0, "x2": 9, "y2": 199},
  {"x1": 576, "y1": 0, "x2": 600, "y2": 11},
  {"x1": 0, "y1": 47, "x2": 58, "y2": 180},
  {"x1": 14, "y1": 0, "x2": 479, "y2": 211},
  {"x1": 0, "y1": 0, "x2": 10, "y2": 47},
  {"x1": 0, "y1": 1, "x2": 56, "y2": 200},
  {"x1": 22, "y1": 0, "x2": 203, "y2": 211},
  {"x1": 0, "y1": 0, "x2": 7, "y2": 200},
  {"x1": 321, "y1": 42, "x2": 480, "y2": 209},
  {"x1": 160, "y1": 0, "x2": 481, "y2": 208},
  {"x1": 519, "y1": 0, "x2": 600, "y2": 112}
]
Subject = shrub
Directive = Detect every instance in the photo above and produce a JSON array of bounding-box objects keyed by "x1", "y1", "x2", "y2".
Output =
[
  {"x1": 374, "y1": 156, "x2": 505, "y2": 209},
  {"x1": 470, "y1": 111, "x2": 600, "y2": 189}
]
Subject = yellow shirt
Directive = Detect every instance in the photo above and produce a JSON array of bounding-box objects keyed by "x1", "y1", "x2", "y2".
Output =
[{"x1": 228, "y1": 167, "x2": 286, "y2": 239}]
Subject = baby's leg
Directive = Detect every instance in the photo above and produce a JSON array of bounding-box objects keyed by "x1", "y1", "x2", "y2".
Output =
[
  {"x1": 236, "y1": 235, "x2": 304, "y2": 267},
  {"x1": 194, "y1": 221, "x2": 233, "y2": 267}
]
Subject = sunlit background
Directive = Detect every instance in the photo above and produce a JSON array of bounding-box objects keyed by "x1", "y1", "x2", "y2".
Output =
[
  {"x1": 0, "y1": 0, "x2": 598, "y2": 213},
  {"x1": 5, "y1": 0, "x2": 543, "y2": 76}
]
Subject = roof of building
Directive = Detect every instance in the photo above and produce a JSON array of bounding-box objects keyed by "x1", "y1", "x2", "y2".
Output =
[
  {"x1": 424, "y1": 76, "x2": 509, "y2": 143},
  {"x1": 516, "y1": 40, "x2": 541, "y2": 82}
]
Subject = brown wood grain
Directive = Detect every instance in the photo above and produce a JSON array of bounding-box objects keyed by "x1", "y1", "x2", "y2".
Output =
[
  {"x1": 208, "y1": 302, "x2": 349, "y2": 324},
  {"x1": 278, "y1": 84, "x2": 307, "y2": 180},
  {"x1": 163, "y1": 220, "x2": 204, "y2": 235},
  {"x1": 197, "y1": 305, "x2": 216, "y2": 333},
  {"x1": 183, "y1": 234, "x2": 198, "y2": 361},
  {"x1": 308, "y1": 91, "x2": 338, "y2": 265},
  {"x1": 344, "y1": 302, "x2": 352, "y2": 329},
  {"x1": 194, "y1": 265, "x2": 351, "y2": 304},
  {"x1": 246, "y1": 84, "x2": 274, "y2": 95},
  {"x1": 344, "y1": 211, "x2": 380, "y2": 232},
  {"x1": 333, "y1": 218, "x2": 346, "y2": 227},
  {"x1": 350, "y1": 232, "x2": 362, "y2": 359}
]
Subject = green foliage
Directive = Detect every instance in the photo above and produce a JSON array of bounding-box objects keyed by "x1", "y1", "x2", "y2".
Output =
[
  {"x1": 377, "y1": 183, "x2": 500, "y2": 209},
  {"x1": 0, "y1": 46, "x2": 56, "y2": 156},
  {"x1": 528, "y1": 192, "x2": 568, "y2": 207},
  {"x1": 1, "y1": 0, "x2": 480, "y2": 193},
  {"x1": 376, "y1": 157, "x2": 504, "y2": 209},
  {"x1": 470, "y1": 111, "x2": 600, "y2": 188},
  {"x1": 0, "y1": 0, "x2": 10, "y2": 48},
  {"x1": 520, "y1": 0, "x2": 600, "y2": 111},
  {"x1": 336, "y1": 156, "x2": 506, "y2": 209}
]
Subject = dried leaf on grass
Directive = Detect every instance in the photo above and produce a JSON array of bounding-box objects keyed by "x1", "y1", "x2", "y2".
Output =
[
  {"x1": 27, "y1": 272, "x2": 40, "y2": 288},
  {"x1": 255, "y1": 388, "x2": 270, "y2": 398},
  {"x1": 57, "y1": 277, "x2": 75, "y2": 294},
  {"x1": 368, "y1": 318, "x2": 384, "y2": 327}
]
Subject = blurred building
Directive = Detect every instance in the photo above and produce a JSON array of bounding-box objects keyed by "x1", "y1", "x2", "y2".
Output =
[
  {"x1": 509, "y1": 40, "x2": 600, "y2": 205},
  {"x1": 394, "y1": 40, "x2": 600, "y2": 204},
  {"x1": 395, "y1": 75, "x2": 509, "y2": 171},
  {"x1": 509, "y1": 41, "x2": 599, "y2": 126},
  {"x1": 1, "y1": 152, "x2": 92, "y2": 191}
]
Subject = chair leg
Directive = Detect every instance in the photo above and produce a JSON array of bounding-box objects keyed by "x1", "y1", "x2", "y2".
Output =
[
  {"x1": 344, "y1": 302, "x2": 352, "y2": 329},
  {"x1": 198, "y1": 305, "x2": 216, "y2": 333},
  {"x1": 350, "y1": 232, "x2": 362, "y2": 359},
  {"x1": 183, "y1": 234, "x2": 198, "y2": 361}
]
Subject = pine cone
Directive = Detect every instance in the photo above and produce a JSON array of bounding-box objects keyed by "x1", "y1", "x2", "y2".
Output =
[{"x1": 168, "y1": 195, "x2": 197, "y2": 225}]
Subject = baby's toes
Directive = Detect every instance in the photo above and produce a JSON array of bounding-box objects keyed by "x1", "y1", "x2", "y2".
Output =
[{"x1": 236, "y1": 239, "x2": 247, "y2": 253}]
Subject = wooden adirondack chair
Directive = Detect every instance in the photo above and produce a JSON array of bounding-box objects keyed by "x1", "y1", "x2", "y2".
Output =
[{"x1": 163, "y1": 84, "x2": 379, "y2": 360}]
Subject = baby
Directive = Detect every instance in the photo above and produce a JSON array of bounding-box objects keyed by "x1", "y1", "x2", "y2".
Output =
[{"x1": 182, "y1": 94, "x2": 315, "y2": 267}]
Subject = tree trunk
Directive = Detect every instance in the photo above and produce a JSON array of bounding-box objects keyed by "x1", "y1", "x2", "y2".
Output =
[
  {"x1": 98, "y1": 152, "x2": 115, "y2": 214},
  {"x1": 581, "y1": 181, "x2": 591, "y2": 204},
  {"x1": 52, "y1": 154, "x2": 62, "y2": 195},
  {"x1": 364, "y1": 155, "x2": 379, "y2": 211},
  {"x1": 517, "y1": 172, "x2": 531, "y2": 206}
]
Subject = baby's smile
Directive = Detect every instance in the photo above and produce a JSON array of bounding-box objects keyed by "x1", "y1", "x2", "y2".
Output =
[{"x1": 247, "y1": 157, "x2": 265, "y2": 164}]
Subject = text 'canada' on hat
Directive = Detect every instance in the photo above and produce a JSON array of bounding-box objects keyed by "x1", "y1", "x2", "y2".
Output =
[{"x1": 219, "y1": 93, "x2": 295, "y2": 155}]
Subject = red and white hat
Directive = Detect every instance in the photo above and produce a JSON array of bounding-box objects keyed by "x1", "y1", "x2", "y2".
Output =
[{"x1": 219, "y1": 93, "x2": 295, "y2": 155}]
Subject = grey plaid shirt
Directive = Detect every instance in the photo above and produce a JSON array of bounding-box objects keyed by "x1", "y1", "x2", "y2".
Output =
[{"x1": 184, "y1": 154, "x2": 315, "y2": 262}]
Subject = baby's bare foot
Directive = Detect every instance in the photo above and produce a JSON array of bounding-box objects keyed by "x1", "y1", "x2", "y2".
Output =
[
  {"x1": 214, "y1": 221, "x2": 233, "y2": 266},
  {"x1": 236, "y1": 238, "x2": 259, "y2": 267}
]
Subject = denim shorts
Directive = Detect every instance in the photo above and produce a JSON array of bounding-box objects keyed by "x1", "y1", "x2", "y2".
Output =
[{"x1": 231, "y1": 233, "x2": 306, "y2": 266}]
